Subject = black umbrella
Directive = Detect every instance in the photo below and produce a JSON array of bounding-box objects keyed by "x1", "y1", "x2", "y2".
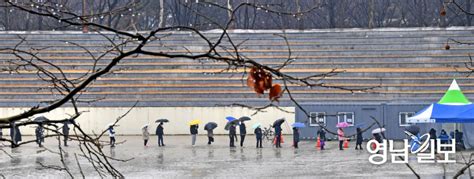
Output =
[
  {"x1": 34, "y1": 116, "x2": 49, "y2": 123},
  {"x1": 273, "y1": 118, "x2": 285, "y2": 127},
  {"x1": 204, "y1": 122, "x2": 218, "y2": 130},
  {"x1": 224, "y1": 120, "x2": 239, "y2": 131},
  {"x1": 155, "y1": 119, "x2": 169, "y2": 123},
  {"x1": 405, "y1": 125, "x2": 420, "y2": 135},
  {"x1": 239, "y1": 116, "x2": 251, "y2": 122}
]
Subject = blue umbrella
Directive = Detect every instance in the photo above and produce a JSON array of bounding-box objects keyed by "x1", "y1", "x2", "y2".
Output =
[
  {"x1": 292, "y1": 122, "x2": 305, "y2": 128},
  {"x1": 226, "y1": 116, "x2": 237, "y2": 121}
]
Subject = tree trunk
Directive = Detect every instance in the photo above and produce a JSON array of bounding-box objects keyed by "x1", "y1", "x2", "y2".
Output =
[
  {"x1": 467, "y1": 0, "x2": 472, "y2": 26},
  {"x1": 368, "y1": 0, "x2": 375, "y2": 28},
  {"x1": 227, "y1": 0, "x2": 234, "y2": 29},
  {"x1": 159, "y1": 0, "x2": 165, "y2": 28},
  {"x1": 328, "y1": 0, "x2": 336, "y2": 28},
  {"x1": 82, "y1": 0, "x2": 89, "y2": 33},
  {"x1": 4, "y1": 6, "x2": 9, "y2": 31}
]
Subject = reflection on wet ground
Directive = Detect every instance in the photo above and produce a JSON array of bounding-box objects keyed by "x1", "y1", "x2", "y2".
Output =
[{"x1": 0, "y1": 136, "x2": 472, "y2": 178}]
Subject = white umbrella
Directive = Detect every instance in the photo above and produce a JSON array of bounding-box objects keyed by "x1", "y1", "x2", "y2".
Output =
[
  {"x1": 371, "y1": 128, "x2": 386, "y2": 134},
  {"x1": 142, "y1": 124, "x2": 149, "y2": 129},
  {"x1": 106, "y1": 123, "x2": 118, "y2": 128}
]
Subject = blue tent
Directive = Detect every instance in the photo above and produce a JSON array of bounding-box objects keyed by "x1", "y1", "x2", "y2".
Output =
[
  {"x1": 406, "y1": 79, "x2": 474, "y2": 149},
  {"x1": 407, "y1": 103, "x2": 474, "y2": 123}
]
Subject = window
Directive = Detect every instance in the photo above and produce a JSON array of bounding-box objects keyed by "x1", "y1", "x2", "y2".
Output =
[
  {"x1": 309, "y1": 112, "x2": 326, "y2": 126},
  {"x1": 399, "y1": 112, "x2": 415, "y2": 126},
  {"x1": 337, "y1": 112, "x2": 354, "y2": 126}
]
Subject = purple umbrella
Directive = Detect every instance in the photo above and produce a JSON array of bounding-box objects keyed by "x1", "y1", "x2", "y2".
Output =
[{"x1": 336, "y1": 122, "x2": 350, "y2": 128}]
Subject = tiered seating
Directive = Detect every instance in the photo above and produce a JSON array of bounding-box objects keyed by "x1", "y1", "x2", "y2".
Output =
[{"x1": 0, "y1": 27, "x2": 474, "y2": 107}]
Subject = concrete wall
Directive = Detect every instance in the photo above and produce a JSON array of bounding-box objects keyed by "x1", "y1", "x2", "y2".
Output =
[{"x1": 0, "y1": 107, "x2": 295, "y2": 135}]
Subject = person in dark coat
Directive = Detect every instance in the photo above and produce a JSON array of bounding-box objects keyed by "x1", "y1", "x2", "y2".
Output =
[
  {"x1": 108, "y1": 126, "x2": 116, "y2": 147},
  {"x1": 373, "y1": 133, "x2": 382, "y2": 143},
  {"x1": 190, "y1": 124, "x2": 198, "y2": 146},
  {"x1": 62, "y1": 121, "x2": 69, "y2": 146},
  {"x1": 229, "y1": 124, "x2": 236, "y2": 147},
  {"x1": 355, "y1": 127, "x2": 363, "y2": 150},
  {"x1": 207, "y1": 129, "x2": 214, "y2": 145},
  {"x1": 15, "y1": 126, "x2": 21, "y2": 145},
  {"x1": 274, "y1": 125, "x2": 282, "y2": 148},
  {"x1": 293, "y1": 127, "x2": 300, "y2": 148},
  {"x1": 35, "y1": 125, "x2": 44, "y2": 147},
  {"x1": 455, "y1": 130, "x2": 465, "y2": 149},
  {"x1": 254, "y1": 126, "x2": 263, "y2": 148},
  {"x1": 429, "y1": 128, "x2": 437, "y2": 151},
  {"x1": 318, "y1": 128, "x2": 326, "y2": 150},
  {"x1": 239, "y1": 121, "x2": 246, "y2": 147},
  {"x1": 156, "y1": 122, "x2": 165, "y2": 146},
  {"x1": 10, "y1": 122, "x2": 21, "y2": 148}
]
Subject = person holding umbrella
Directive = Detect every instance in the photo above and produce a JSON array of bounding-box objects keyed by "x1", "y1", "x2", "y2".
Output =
[
  {"x1": 10, "y1": 121, "x2": 21, "y2": 148},
  {"x1": 253, "y1": 123, "x2": 263, "y2": 148},
  {"x1": 239, "y1": 121, "x2": 246, "y2": 147},
  {"x1": 189, "y1": 120, "x2": 201, "y2": 146},
  {"x1": 229, "y1": 123, "x2": 237, "y2": 147},
  {"x1": 142, "y1": 124, "x2": 150, "y2": 147},
  {"x1": 338, "y1": 127, "x2": 344, "y2": 150},
  {"x1": 204, "y1": 122, "x2": 217, "y2": 145},
  {"x1": 372, "y1": 128, "x2": 386, "y2": 143},
  {"x1": 108, "y1": 125, "x2": 116, "y2": 148},
  {"x1": 62, "y1": 121, "x2": 70, "y2": 147},
  {"x1": 35, "y1": 125, "x2": 44, "y2": 147},
  {"x1": 273, "y1": 118, "x2": 285, "y2": 148},
  {"x1": 336, "y1": 122, "x2": 349, "y2": 150},
  {"x1": 226, "y1": 116, "x2": 238, "y2": 142},
  {"x1": 318, "y1": 128, "x2": 326, "y2": 150},
  {"x1": 34, "y1": 116, "x2": 48, "y2": 147},
  {"x1": 156, "y1": 122, "x2": 165, "y2": 147},
  {"x1": 291, "y1": 122, "x2": 305, "y2": 149},
  {"x1": 293, "y1": 127, "x2": 300, "y2": 148},
  {"x1": 155, "y1": 119, "x2": 169, "y2": 146},
  {"x1": 355, "y1": 127, "x2": 363, "y2": 150}
]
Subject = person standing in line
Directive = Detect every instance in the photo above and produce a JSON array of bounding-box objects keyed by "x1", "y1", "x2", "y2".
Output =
[
  {"x1": 207, "y1": 129, "x2": 214, "y2": 145},
  {"x1": 275, "y1": 125, "x2": 282, "y2": 148},
  {"x1": 229, "y1": 124, "x2": 236, "y2": 147},
  {"x1": 10, "y1": 122, "x2": 21, "y2": 148},
  {"x1": 108, "y1": 125, "x2": 116, "y2": 147},
  {"x1": 156, "y1": 122, "x2": 165, "y2": 147},
  {"x1": 190, "y1": 124, "x2": 198, "y2": 146},
  {"x1": 254, "y1": 126, "x2": 263, "y2": 148},
  {"x1": 239, "y1": 121, "x2": 246, "y2": 147},
  {"x1": 429, "y1": 128, "x2": 437, "y2": 151},
  {"x1": 318, "y1": 128, "x2": 326, "y2": 150},
  {"x1": 337, "y1": 127, "x2": 344, "y2": 150},
  {"x1": 62, "y1": 121, "x2": 69, "y2": 146},
  {"x1": 293, "y1": 127, "x2": 300, "y2": 148},
  {"x1": 355, "y1": 127, "x2": 363, "y2": 150},
  {"x1": 142, "y1": 125, "x2": 150, "y2": 147},
  {"x1": 35, "y1": 124, "x2": 44, "y2": 147}
]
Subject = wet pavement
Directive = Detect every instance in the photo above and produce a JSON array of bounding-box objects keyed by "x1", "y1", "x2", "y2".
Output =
[{"x1": 0, "y1": 135, "x2": 473, "y2": 178}]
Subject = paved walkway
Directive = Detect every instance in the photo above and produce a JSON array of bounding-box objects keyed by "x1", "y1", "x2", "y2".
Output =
[{"x1": 0, "y1": 136, "x2": 472, "y2": 178}]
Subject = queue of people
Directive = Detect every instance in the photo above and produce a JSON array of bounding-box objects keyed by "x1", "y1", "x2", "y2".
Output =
[{"x1": 2, "y1": 119, "x2": 468, "y2": 152}]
